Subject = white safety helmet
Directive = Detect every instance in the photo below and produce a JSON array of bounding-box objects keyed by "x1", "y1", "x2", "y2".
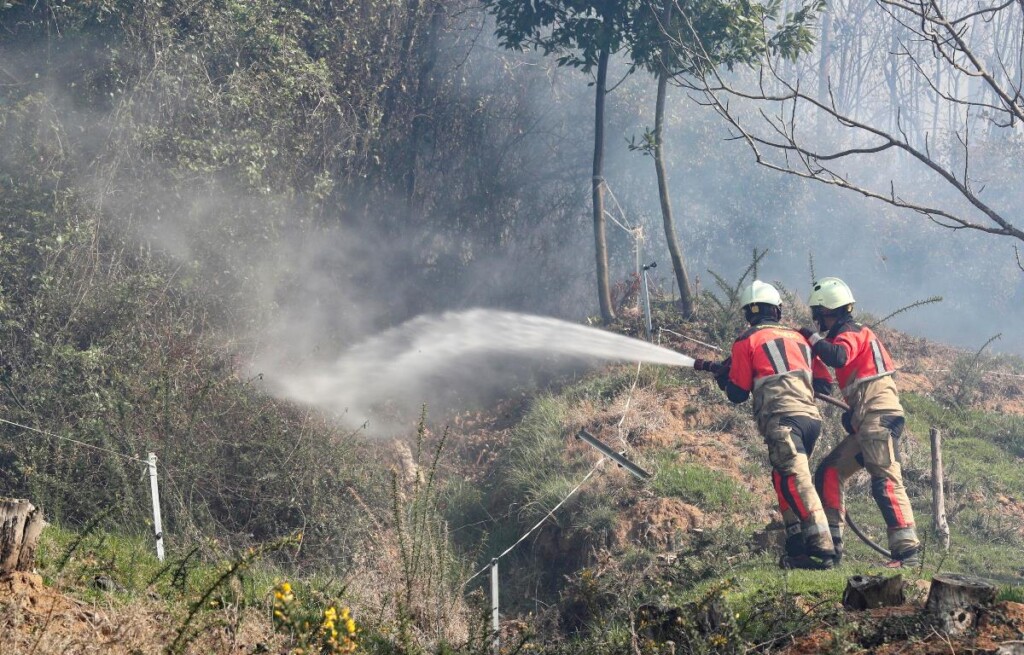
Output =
[
  {"x1": 740, "y1": 280, "x2": 782, "y2": 309},
  {"x1": 809, "y1": 277, "x2": 855, "y2": 310}
]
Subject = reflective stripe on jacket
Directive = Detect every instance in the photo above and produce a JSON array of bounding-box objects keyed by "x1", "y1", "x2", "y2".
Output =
[
  {"x1": 825, "y1": 323, "x2": 896, "y2": 393},
  {"x1": 728, "y1": 323, "x2": 822, "y2": 431}
]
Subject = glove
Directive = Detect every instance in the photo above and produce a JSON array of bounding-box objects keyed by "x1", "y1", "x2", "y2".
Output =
[
  {"x1": 841, "y1": 410, "x2": 855, "y2": 435},
  {"x1": 693, "y1": 358, "x2": 717, "y2": 373},
  {"x1": 798, "y1": 327, "x2": 817, "y2": 340},
  {"x1": 714, "y1": 356, "x2": 732, "y2": 390},
  {"x1": 813, "y1": 378, "x2": 834, "y2": 396}
]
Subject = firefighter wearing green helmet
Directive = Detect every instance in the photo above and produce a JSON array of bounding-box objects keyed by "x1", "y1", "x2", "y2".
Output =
[
  {"x1": 800, "y1": 277, "x2": 921, "y2": 568},
  {"x1": 696, "y1": 280, "x2": 837, "y2": 569}
]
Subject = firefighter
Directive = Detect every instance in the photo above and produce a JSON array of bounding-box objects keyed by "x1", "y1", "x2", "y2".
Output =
[
  {"x1": 800, "y1": 277, "x2": 921, "y2": 568},
  {"x1": 695, "y1": 280, "x2": 837, "y2": 569}
]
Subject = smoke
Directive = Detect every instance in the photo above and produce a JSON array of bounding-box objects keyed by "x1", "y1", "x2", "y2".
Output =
[{"x1": 5, "y1": 2, "x2": 1023, "y2": 441}]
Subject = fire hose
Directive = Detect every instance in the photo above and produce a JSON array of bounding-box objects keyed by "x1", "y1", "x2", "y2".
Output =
[{"x1": 814, "y1": 392, "x2": 893, "y2": 559}]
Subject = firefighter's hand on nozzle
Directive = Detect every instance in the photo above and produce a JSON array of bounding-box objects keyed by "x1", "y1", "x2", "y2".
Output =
[
  {"x1": 813, "y1": 378, "x2": 834, "y2": 396},
  {"x1": 798, "y1": 327, "x2": 817, "y2": 340},
  {"x1": 694, "y1": 357, "x2": 730, "y2": 375},
  {"x1": 693, "y1": 358, "x2": 716, "y2": 373}
]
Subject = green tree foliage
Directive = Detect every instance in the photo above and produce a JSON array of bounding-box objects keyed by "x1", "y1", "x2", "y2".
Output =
[{"x1": 630, "y1": 0, "x2": 820, "y2": 76}]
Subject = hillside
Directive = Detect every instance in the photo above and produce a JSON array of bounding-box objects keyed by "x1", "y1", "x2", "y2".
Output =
[
  {"x1": 3, "y1": 1, "x2": 1024, "y2": 653},
  {"x1": 5, "y1": 304, "x2": 1024, "y2": 654}
]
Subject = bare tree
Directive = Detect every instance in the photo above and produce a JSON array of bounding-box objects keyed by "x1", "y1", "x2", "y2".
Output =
[{"x1": 682, "y1": 0, "x2": 1024, "y2": 243}]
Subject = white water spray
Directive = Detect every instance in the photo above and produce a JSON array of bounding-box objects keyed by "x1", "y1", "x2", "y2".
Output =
[{"x1": 263, "y1": 309, "x2": 695, "y2": 433}]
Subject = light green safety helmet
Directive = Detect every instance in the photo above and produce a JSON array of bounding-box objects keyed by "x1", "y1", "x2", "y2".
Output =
[
  {"x1": 809, "y1": 277, "x2": 855, "y2": 310},
  {"x1": 740, "y1": 280, "x2": 782, "y2": 309}
]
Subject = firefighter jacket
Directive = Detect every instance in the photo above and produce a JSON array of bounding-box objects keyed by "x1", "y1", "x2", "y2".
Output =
[
  {"x1": 727, "y1": 322, "x2": 827, "y2": 433},
  {"x1": 809, "y1": 319, "x2": 903, "y2": 420}
]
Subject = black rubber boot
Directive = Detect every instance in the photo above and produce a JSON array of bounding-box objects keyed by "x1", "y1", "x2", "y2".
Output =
[
  {"x1": 779, "y1": 553, "x2": 835, "y2": 570},
  {"x1": 885, "y1": 547, "x2": 921, "y2": 569},
  {"x1": 831, "y1": 537, "x2": 844, "y2": 566}
]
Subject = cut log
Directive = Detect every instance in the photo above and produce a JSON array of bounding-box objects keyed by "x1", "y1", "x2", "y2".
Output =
[
  {"x1": 842, "y1": 574, "x2": 906, "y2": 610},
  {"x1": 0, "y1": 499, "x2": 44, "y2": 574},
  {"x1": 925, "y1": 574, "x2": 997, "y2": 635}
]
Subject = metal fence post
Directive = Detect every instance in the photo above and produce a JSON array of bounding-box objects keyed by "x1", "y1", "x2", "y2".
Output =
[
  {"x1": 147, "y1": 452, "x2": 165, "y2": 561},
  {"x1": 641, "y1": 261, "x2": 656, "y2": 342},
  {"x1": 491, "y1": 558, "x2": 500, "y2": 654}
]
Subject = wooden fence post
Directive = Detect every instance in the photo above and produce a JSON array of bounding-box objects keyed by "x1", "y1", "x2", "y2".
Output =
[{"x1": 930, "y1": 427, "x2": 951, "y2": 550}]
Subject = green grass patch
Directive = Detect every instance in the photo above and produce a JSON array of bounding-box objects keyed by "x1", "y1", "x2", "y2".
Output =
[
  {"x1": 998, "y1": 585, "x2": 1024, "y2": 603},
  {"x1": 35, "y1": 522, "x2": 286, "y2": 609},
  {"x1": 903, "y1": 391, "x2": 1024, "y2": 501},
  {"x1": 650, "y1": 451, "x2": 754, "y2": 512}
]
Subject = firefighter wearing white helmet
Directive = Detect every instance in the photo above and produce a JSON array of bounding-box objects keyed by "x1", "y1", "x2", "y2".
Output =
[
  {"x1": 808, "y1": 277, "x2": 855, "y2": 312},
  {"x1": 695, "y1": 280, "x2": 837, "y2": 569},
  {"x1": 800, "y1": 277, "x2": 920, "y2": 568}
]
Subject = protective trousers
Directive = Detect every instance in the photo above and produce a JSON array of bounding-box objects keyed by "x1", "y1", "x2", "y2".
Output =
[
  {"x1": 764, "y1": 415, "x2": 834, "y2": 556},
  {"x1": 814, "y1": 412, "x2": 920, "y2": 556}
]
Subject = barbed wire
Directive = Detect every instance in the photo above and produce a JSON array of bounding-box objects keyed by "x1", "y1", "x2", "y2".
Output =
[
  {"x1": 462, "y1": 335, "x2": 653, "y2": 589},
  {"x1": 0, "y1": 416, "x2": 148, "y2": 465},
  {"x1": 659, "y1": 328, "x2": 723, "y2": 352},
  {"x1": 461, "y1": 457, "x2": 607, "y2": 588}
]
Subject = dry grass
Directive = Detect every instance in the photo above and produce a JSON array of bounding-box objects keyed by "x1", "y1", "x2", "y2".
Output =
[{"x1": 0, "y1": 572, "x2": 283, "y2": 654}]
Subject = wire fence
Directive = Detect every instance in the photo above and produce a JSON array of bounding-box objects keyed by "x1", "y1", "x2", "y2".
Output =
[
  {"x1": 0, "y1": 417, "x2": 148, "y2": 465},
  {"x1": 0, "y1": 415, "x2": 167, "y2": 559}
]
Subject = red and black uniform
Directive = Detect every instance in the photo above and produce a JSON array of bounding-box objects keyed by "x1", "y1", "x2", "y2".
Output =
[
  {"x1": 723, "y1": 322, "x2": 835, "y2": 560},
  {"x1": 809, "y1": 319, "x2": 920, "y2": 558}
]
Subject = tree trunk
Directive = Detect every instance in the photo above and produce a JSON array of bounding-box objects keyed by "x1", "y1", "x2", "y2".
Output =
[
  {"x1": 817, "y1": 7, "x2": 832, "y2": 106},
  {"x1": 652, "y1": 0, "x2": 695, "y2": 318},
  {"x1": 926, "y1": 574, "x2": 997, "y2": 635},
  {"x1": 930, "y1": 427, "x2": 951, "y2": 550},
  {"x1": 592, "y1": 43, "x2": 615, "y2": 323},
  {"x1": 0, "y1": 499, "x2": 44, "y2": 574},
  {"x1": 404, "y1": 0, "x2": 444, "y2": 210},
  {"x1": 654, "y1": 69, "x2": 695, "y2": 318},
  {"x1": 842, "y1": 573, "x2": 906, "y2": 610}
]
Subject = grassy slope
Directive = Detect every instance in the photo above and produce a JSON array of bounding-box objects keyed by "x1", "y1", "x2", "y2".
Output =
[
  {"x1": 10, "y1": 318, "x2": 1024, "y2": 653},
  {"x1": 439, "y1": 307, "x2": 1024, "y2": 652}
]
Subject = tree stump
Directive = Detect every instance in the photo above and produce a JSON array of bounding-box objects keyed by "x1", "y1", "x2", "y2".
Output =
[
  {"x1": 0, "y1": 499, "x2": 44, "y2": 574},
  {"x1": 925, "y1": 574, "x2": 997, "y2": 635},
  {"x1": 842, "y1": 574, "x2": 906, "y2": 610}
]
